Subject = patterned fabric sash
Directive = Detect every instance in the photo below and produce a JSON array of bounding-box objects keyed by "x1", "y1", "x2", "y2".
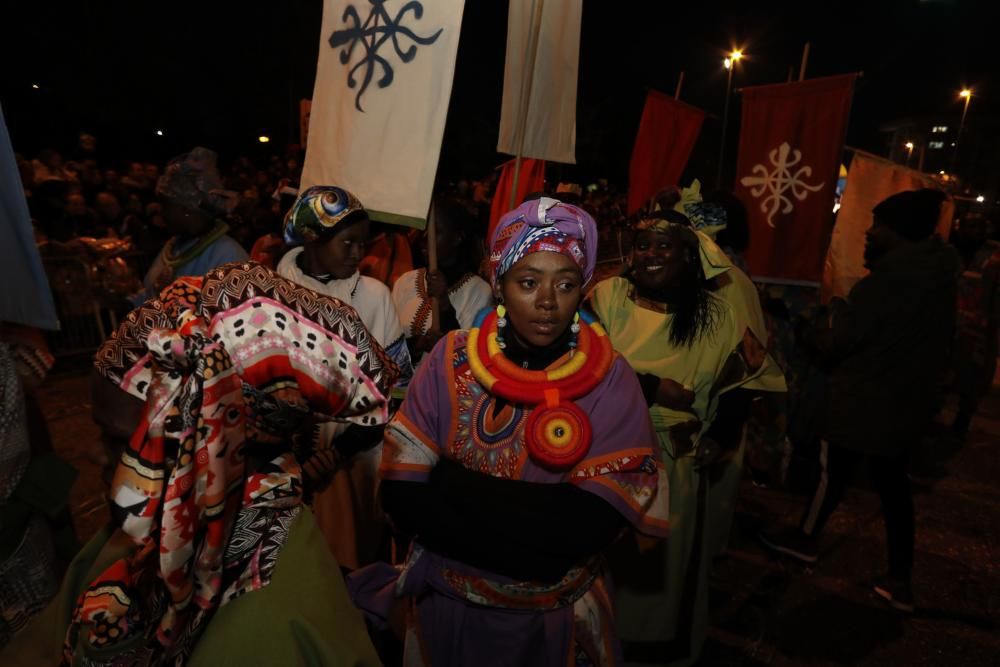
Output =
[{"x1": 403, "y1": 544, "x2": 599, "y2": 612}]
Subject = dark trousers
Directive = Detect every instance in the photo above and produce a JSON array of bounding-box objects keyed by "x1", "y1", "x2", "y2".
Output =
[{"x1": 799, "y1": 441, "x2": 914, "y2": 582}]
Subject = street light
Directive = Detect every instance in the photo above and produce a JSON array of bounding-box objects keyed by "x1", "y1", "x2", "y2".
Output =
[
  {"x1": 976, "y1": 195, "x2": 985, "y2": 203},
  {"x1": 951, "y1": 88, "x2": 973, "y2": 173},
  {"x1": 258, "y1": 135, "x2": 271, "y2": 144},
  {"x1": 717, "y1": 49, "x2": 745, "y2": 188}
]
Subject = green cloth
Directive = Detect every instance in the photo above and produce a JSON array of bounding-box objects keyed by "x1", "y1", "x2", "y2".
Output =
[
  {"x1": 712, "y1": 268, "x2": 787, "y2": 393},
  {"x1": 591, "y1": 276, "x2": 783, "y2": 666},
  {"x1": 610, "y1": 443, "x2": 712, "y2": 667},
  {"x1": 590, "y1": 277, "x2": 757, "y2": 448},
  {"x1": 1, "y1": 509, "x2": 381, "y2": 667}
]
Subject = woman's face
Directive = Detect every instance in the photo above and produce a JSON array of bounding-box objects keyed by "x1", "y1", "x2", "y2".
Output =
[
  {"x1": 498, "y1": 251, "x2": 582, "y2": 349},
  {"x1": 630, "y1": 228, "x2": 689, "y2": 291},
  {"x1": 163, "y1": 198, "x2": 214, "y2": 238},
  {"x1": 311, "y1": 218, "x2": 370, "y2": 279}
]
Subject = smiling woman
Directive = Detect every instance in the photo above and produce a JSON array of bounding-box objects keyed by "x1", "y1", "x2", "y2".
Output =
[
  {"x1": 348, "y1": 197, "x2": 669, "y2": 666},
  {"x1": 588, "y1": 209, "x2": 783, "y2": 666}
]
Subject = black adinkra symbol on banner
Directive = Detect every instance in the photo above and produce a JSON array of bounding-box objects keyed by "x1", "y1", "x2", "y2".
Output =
[{"x1": 329, "y1": 0, "x2": 443, "y2": 112}]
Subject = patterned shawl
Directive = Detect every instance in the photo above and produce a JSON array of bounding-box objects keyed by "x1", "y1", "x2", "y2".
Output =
[{"x1": 69, "y1": 262, "x2": 397, "y2": 665}]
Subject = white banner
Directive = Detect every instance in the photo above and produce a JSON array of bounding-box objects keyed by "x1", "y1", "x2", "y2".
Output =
[
  {"x1": 496, "y1": 0, "x2": 581, "y2": 164},
  {"x1": 821, "y1": 151, "x2": 953, "y2": 301},
  {"x1": 302, "y1": 0, "x2": 465, "y2": 227}
]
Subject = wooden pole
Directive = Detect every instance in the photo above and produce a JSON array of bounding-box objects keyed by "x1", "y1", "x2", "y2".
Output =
[
  {"x1": 674, "y1": 71, "x2": 685, "y2": 100},
  {"x1": 507, "y1": 0, "x2": 546, "y2": 211},
  {"x1": 426, "y1": 200, "x2": 440, "y2": 331},
  {"x1": 799, "y1": 42, "x2": 810, "y2": 82}
]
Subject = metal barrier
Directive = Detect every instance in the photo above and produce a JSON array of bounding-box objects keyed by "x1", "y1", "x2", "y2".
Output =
[
  {"x1": 38, "y1": 239, "x2": 147, "y2": 360},
  {"x1": 40, "y1": 254, "x2": 118, "y2": 359}
]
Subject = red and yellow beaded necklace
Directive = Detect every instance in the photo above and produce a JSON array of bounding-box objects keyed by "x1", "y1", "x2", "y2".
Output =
[{"x1": 466, "y1": 307, "x2": 613, "y2": 470}]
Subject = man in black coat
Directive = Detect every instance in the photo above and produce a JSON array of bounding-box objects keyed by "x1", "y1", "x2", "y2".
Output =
[{"x1": 761, "y1": 189, "x2": 959, "y2": 612}]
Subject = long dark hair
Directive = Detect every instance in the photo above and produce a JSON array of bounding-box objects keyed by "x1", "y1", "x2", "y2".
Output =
[
  {"x1": 631, "y1": 212, "x2": 722, "y2": 348},
  {"x1": 667, "y1": 225, "x2": 721, "y2": 347}
]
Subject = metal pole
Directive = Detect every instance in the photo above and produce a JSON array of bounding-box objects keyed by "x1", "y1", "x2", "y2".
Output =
[
  {"x1": 674, "y1": 71, "x2": 685, "y2": 100},
  {"x1": 951, "y1": 94, "x2": 972, "y2": 175},
  {"x1": 716, "y1": 64, "x2": 734, "y2": 189}
]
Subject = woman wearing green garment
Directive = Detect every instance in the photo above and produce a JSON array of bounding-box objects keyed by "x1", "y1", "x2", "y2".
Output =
[
  {"x1": 589, "y1": 209, "x2": 782, "y2": 667},
  {"x1": 1, "y1": 263, "x2": 393, "y2": 666}
]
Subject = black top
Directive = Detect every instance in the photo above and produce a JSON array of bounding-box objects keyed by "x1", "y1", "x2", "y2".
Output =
[{"x1": 382, "y1": 325, "x2": 626, "y2": 582}]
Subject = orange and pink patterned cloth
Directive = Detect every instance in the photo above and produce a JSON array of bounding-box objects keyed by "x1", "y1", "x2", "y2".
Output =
[{"x1": 69, "y1": 262, "x2": 397, "y2": 664}]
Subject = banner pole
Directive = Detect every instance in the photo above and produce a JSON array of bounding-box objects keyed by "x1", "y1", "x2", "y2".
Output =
[
  {"x1": 799, "y1": 43, "x2": 810, "y2": 81},
  {"x1": 508, "y1": 0, "x2": 545, "y2": 210},
  {"x1": 427, "y1": 199, "x2": 440, "y2": 331},
  {"x1": 674, "y1": 71, "x2": 685, "y2": 100}
]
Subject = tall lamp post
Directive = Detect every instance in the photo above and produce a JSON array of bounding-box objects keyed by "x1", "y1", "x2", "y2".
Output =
[
  {"x1": 716, "y1": 49, "x2": 743, "y2": 188},
  {"x1": 904, "y1": 141, "x2": 914, "y2": 166},
  {"x1": 951, "y1": 88, "x2": 973, "y2": 174}
]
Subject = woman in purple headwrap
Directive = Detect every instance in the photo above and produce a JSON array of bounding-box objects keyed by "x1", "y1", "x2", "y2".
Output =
[{"x1": 348, "y1": 197, "x2": 669, "y2": 666}]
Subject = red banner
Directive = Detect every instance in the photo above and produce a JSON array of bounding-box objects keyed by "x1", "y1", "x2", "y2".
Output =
[
  {"x1": 489, "y1": 158, "x2": 546, "y2": 240},
  {"x1": 627, "y1": 90, "x2": 705, "y2": 214},
  {"x1": 734, "y1": 74, "x2": 856, "y2": 282}
]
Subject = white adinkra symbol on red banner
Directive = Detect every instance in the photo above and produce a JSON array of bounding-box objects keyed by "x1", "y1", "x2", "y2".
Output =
[{"x1": 740, "y1": 142, "x2": 823, "y2": 228}]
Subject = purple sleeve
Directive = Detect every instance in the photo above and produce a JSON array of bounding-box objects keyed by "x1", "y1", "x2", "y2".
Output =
[
  {"x1": 378, "y1": 332, "x2": 454, "y2": 483},
  {"x1": 570, "y1": 355, "x2": 670, "y2": 538}
]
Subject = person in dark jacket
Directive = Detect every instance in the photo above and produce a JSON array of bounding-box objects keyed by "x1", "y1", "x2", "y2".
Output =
[{"x1": 761, "y1": 188, "x2": 959, "y2": 613}]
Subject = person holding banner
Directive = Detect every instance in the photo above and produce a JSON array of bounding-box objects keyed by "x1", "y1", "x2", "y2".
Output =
[
  {"x1": 277, "y1": 185, "x2": 413, "y2": 570},
  {"x1": 392, "y1": 195, "x2": 493, "y2": 368},
  {"x1": 348, "y1": 198, "x2": 669, "y2": 667},
  {"x1": 761, "y1": 189, "x2": 959, "y2": 613},
  {"x1": 2, "y1": 264, "x2": 392, "y2": 666},
  {"x1": 589, "y1": 210, "x2": 776, "y2": 666}
]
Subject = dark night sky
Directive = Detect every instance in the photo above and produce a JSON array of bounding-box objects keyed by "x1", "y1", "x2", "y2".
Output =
[{"x1": 2, "y1": 0, "x2": 993, "y2": 186}]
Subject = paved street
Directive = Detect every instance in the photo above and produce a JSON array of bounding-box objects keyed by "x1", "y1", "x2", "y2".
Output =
[{"x1": 39, "y1": 365, "x2": 998, "y2": 666}]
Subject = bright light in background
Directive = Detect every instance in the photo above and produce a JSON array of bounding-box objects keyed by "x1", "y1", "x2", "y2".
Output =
[
  {"x1": 723, "y1": 58, "x2": 731, "y2": 70},
  {"x1": 31, "y1": 83, "x2": 39, "y2": 90},
  {"x1": 155, "y1": 129, "x2": 164, "y2": 136},
  {"x1": 976, "y1": 195, "x2": 985, "y2": 203},
  {"x1": 731, "y1": 50, "x2": 743, "y2": 62},
  {"x1": 960, "y1": 89, "x2": 972, "y2": 98},
  {"x1": 905, "y1": 142, "x2": 914, "y2": 150},
  {"x1": 258, "y1": 135, "x2": 270, "y2": 143}
]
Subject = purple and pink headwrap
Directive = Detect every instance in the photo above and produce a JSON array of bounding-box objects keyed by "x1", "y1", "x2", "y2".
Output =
[{"x1": 488, "y1": 197, "x2": 598, "y2": 287}]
